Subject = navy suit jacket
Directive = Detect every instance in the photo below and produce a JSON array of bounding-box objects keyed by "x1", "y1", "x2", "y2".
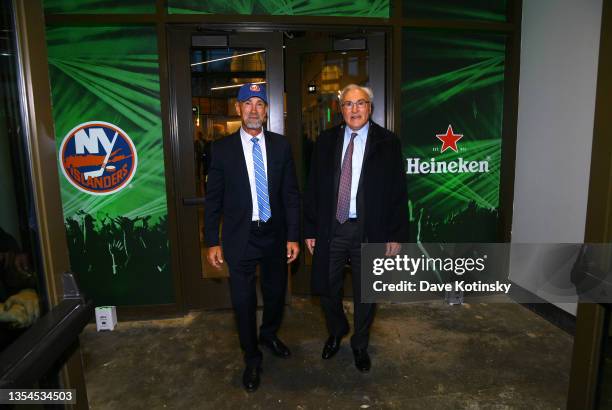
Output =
[{"x1": 204, "y1": 129, "x2": 300, "y2": 268}]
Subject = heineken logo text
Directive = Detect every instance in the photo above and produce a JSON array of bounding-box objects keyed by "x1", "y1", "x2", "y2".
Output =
[
  {"x1": 406, "y1": 125, "x2": 490, "y2": 175},
  {"x1": 406, "y1": 157, "x2": 490, "y2": 174}
]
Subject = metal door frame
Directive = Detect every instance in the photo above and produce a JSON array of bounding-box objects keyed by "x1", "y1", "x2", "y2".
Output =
[
  {"x1": 285, "y1": 29, "x2": 389, "y2": 295},
  {"x1": 167, "y1": 26, "x2": 284, "y2": 309}
]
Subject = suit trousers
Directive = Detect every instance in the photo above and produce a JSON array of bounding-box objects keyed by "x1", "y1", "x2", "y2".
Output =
[
  {"x1": 227, "y1": 221, "x2": 287, "y2": 367},
  {"x1": 320, "y1": 220, "x2": 376, "y2": 350}
]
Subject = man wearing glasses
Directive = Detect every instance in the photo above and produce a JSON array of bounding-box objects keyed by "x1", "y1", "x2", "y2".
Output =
[{"x1": 304, "y1": 84, "x2": 408, "y2": 372}]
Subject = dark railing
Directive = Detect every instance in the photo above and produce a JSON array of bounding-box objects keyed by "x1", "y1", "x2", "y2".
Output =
[{"x1": 0, "y1": 273, "x2": 93, "y2": 388}]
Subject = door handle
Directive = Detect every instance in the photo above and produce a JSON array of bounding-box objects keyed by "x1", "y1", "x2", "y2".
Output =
[{"x1": 183, "y1": 197, "x2": 206, "y2": 206}]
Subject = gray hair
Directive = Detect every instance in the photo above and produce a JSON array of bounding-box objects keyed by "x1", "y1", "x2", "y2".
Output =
[{"x1": 339, "y1": 84, "x2": 374, "y2": 102}]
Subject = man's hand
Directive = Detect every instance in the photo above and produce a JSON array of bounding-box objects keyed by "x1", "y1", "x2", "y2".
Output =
[
  {"x1": 305, "y1": 238, "x2": 316, "y2": 255},
  {"x1": 286, "y1": 242, "x2": 300, "y2": 264},
  {"x1": 0, "y1": 305, "x2": 29, "y2": 328},
  {"x1": 1, "y1": 289, "x2": 39, "y2": 328},
  {"x1": 385, "y1": 242, "x2": 401, "y2": 257},
  {"x1": 207, "y1": 246, "x2": 224, "y2": 269}
]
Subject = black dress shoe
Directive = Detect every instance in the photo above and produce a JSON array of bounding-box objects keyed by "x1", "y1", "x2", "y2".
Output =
[
  {"x1": 322, "y1": 336, "x2": 343, "y2": 359},
  {"x1": 352, "y1": 348, "x2": 371, "y2": 372},
  {"x1": 242, "y1": 366, "x2": 261, "y2": 392},
  {"x1": 259, "y1": 336, "x2": 291, "y2": 358}
]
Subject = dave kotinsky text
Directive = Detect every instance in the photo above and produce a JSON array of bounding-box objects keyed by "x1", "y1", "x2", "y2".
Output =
[{"x1": 369, "y1": 254, "x2": 512, "y2": 295}]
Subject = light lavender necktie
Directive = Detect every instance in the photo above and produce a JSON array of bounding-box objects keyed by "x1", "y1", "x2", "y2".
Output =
[{"x1": 336, "y1": 132, "x2": 357, "y2": 223}]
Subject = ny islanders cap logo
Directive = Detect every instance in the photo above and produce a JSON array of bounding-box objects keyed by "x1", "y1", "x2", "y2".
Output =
[{"x1": 59, "y1": 121, "x2": 138, "y2": 195}]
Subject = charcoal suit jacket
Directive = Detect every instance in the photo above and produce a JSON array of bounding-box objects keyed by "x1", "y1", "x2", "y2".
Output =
[{"x1": 303, "y1": 121, "x2": 409, "y2": 295}]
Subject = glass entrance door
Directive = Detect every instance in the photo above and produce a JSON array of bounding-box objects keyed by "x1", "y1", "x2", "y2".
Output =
[
  {"x1": 285, "y1": 31, "x2": 387, "y2": 295},
  {"x1": 168, "y1": 29, "x2": 284, "y2": 309}
]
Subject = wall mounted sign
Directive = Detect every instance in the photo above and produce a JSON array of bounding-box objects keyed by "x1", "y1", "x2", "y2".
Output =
[{"x1": 59, "y1": 121, "x2": 138, "y2": 195}]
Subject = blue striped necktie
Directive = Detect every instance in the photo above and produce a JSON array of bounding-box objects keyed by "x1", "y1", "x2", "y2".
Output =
[{"x1": 251, "y1": 137, "x2": 271, "y2": 222}]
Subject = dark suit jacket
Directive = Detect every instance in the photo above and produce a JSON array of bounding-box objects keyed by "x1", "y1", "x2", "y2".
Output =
[
  {"x1": 303, "y1": 121, "x2": 409, "y2": 295},
  {"x1": 204, "y1": 130, "x2": 300, "y2": 268}
]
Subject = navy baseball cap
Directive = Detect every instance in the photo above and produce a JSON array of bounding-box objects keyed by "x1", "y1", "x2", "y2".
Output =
[{"x1": 237, "y1": 83, "x2": 267, "y2": 103}]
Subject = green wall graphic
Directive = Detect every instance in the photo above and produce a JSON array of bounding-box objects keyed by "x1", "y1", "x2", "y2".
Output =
[
  {"x1": 44, "y1": 0, "x2": 155, "y2": 14},
  {"x1": 46, "y1": 25, "x2": 173, "y2": 306},
  {"x1": 168, "y1": 0, "x2": 389, "y2": 17},
  {"x1": 45, "y1": 0, "x2": 389, "y2": 17},
  {"x1": 401, "y1": 30, "x2": 505, "y2": 242},
  {"x1": 402, "y1": 0, "x2": 507, "y2": 21}
]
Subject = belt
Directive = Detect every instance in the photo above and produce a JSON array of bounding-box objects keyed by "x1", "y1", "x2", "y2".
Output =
[
  {"x1": 338, "y1": 218, "x2": 358, "y2": 224},
  {"x1": 251, "y1": 219, "x2": 273, "y2": 227}
]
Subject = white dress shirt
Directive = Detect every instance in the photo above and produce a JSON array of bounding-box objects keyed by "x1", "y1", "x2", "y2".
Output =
[
  {"x1": 340, "y1": 122, "x2": 369, "y2": 218},
  {"x1": 240, "y1": 126, "x2": 269, "y2": 221}
]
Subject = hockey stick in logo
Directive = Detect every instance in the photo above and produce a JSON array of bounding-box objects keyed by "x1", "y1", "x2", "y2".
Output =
[{"x1": 84, "y1": 131, "x2": 118, "y2": 180}]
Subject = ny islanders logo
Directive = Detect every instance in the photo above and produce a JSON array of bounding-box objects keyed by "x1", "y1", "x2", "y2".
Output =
[{"x1": 59, "y1": 121, "x2": 138, "y2": 195}]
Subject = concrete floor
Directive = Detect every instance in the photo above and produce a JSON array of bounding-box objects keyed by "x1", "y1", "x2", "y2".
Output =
[{"x1": 80, "y1": 298, "x2": 573, "y2": 409}]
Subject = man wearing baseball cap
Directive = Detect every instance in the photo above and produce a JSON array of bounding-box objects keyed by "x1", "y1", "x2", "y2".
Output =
[{"x1": 205, "y1": 83, "x2": 300, "y2": 392}]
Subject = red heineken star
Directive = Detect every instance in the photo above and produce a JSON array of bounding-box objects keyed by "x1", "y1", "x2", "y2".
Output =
[{"x1": 436, "y1": 125, "x2": 463, "y2": 153}]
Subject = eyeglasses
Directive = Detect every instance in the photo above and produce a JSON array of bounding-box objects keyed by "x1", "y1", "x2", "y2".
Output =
[{"x1": 341, "y1": 99, "x2": 370, "y2": 109}]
